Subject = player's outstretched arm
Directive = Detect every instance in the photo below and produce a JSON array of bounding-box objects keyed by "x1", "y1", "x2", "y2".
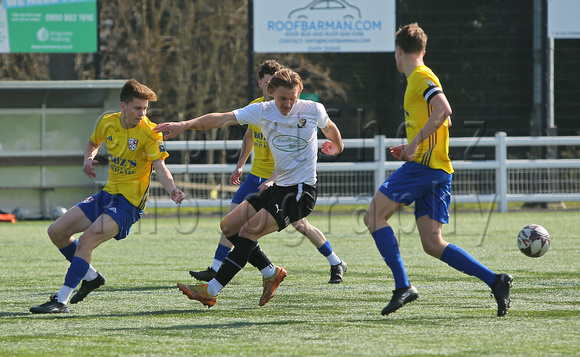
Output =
[
  {"x1": 153, "y1": 159, "x2": 185, "y2": 204},
  {"x1": 154, "y1": 112, "x2": 238, "y2": 140},
  {"x1": 320, "y1": 119, "x2": 344, "y2": 156},
  {"x1": 83, "y1": 139, "x2": 100, "y2": 179}
]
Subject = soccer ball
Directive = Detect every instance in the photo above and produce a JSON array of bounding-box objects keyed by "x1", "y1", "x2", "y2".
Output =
[{"x1": 517, "y1": 224, "x2": 550, "y2": 258}]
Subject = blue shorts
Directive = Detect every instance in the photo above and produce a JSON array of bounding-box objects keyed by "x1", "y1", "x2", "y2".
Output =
[
  {"x1": 378, "y1": 161, "x2": 452, "y2": 224},
  {"x1": 77, "y1": 190, "x2": 143, "y2": 240},
  {"x1": 231, "y1": 173, "x2": 269, "y2": 204}
]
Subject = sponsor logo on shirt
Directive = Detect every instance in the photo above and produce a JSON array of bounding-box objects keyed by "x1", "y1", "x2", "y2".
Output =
[
  {"x1": 271, "y1": 135, "x2": 308, "y2": 152},
  {"x1": 109, "y1": 155, "x2": 137, "y2": 175}
]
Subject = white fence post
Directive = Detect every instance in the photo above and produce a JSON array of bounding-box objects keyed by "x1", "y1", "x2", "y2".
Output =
[
  {"x1": 374, "y1": 135, "x2": 386, "y2": 189},
  {"x1": 495, "y1": 132, "x2": 508, "y2": 212}
]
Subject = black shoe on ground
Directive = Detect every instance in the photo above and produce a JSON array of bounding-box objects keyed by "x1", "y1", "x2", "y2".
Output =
[
  {"x1": 189, "y1": 267, "x2": 217, "y2": 282},
  {"x1": 329, "y1": 261, "x2": 348, "y2": 284},
  {"x1": 381, "y1": 285, "x2": 419, "y2": 316},
  {"x1": 491, "y1": 273, "x2": 513, "y2": 317},
  {"x1": 30, "y1": 295, "x2": 69, "y2": 314},
  {"x1": 70, "y1": 272, "x2": 106, "y2": 304}
]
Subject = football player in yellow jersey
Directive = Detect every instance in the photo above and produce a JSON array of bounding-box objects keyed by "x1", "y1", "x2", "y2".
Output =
[
  {"x1": 364, "y1": 24, "x2": 513, "y2": 317},
  {"x1": 30, "y1": 79, "x2": 184, "y2": 314},
  {"x1": 189, "y1": 60, "x2": 347, "y2": 284}
]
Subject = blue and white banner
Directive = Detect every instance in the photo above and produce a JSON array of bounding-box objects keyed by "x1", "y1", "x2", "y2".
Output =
[{"x1": 253, "y1": 0, "x2": 395, "y2": 53}]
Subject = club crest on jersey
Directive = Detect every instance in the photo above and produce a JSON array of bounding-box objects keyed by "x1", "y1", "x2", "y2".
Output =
[
  {"x1": 128, "y1": 138, "x2": 138, "y2": 151},
  {"x1": 297, "y1": 118, "x2": 306, "y2": 128}
]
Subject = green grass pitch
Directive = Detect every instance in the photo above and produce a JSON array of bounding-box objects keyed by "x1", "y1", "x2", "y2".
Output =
[{"x1": 1, "y1": 208, "x2": 579, "y2": 356}]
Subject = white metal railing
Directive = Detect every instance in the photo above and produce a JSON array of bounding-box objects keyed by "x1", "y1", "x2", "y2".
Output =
[{"x1": 151, "y1": 132, "x2": 580, "y2": 212}]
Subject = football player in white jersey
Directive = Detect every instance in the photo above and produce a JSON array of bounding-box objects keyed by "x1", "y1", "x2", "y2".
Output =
[{"x1": 155, "y1": 68, "x2": 344, "y2": 308}]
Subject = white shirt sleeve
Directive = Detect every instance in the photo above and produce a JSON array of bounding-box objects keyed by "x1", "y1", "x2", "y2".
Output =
[
  {"x1": 316, "y1": 103, "x2": 330, "y2": 129},
  {"x1": 233, "y1": 102, "x2": 263, "y2": 126}
]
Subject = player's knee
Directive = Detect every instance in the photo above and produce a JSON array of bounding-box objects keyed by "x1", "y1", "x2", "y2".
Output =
[
  {"x1": 422, "y1": 244, "x2": 438, "y2": 257},
  {"x1": 47, "y1": 223, "x2": 57, "y2": 242},
  {"x1": 238, "y1": 225, "x2": 256, "y2": 238},
  {"x1": 238, "y1": 222, "x2": 266, "y2": 239},
  {"x1": 75, "y1": 237, "x2": 90, "y2": 254},
  {"x1": 363, "y1": 210, "x2": 378, "y2": 232},
  {"x1": 291, "y1": 220, "x2": 307, "y2": 234},
  {"x1": 220, "y1": 220, "x2": 235, "y2": 237},
  {"x1": 47, "y1": 222, "x2": 66, "y2": 245},
  {"x1": 421, "y1": 240, "x2": 445, "y2": 258}
]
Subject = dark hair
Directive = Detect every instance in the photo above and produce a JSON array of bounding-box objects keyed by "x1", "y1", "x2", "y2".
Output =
[
  {"x1": 266, "y1": 68, "x2": 303, "y2": 93},
  {"x1": 119, "y1": 78, "x2": 157, "y2": 103},
  {"x1": 258, "y1": 59, "x2": 284, "y2": 80},
  {"x1": 395, "y1": 23, "x2": 427, "y2": 54}
]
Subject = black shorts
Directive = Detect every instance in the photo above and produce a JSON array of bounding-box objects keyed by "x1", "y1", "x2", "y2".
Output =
[{"x1": 247, "y1": 183, "x2": 317, "y2": 231}]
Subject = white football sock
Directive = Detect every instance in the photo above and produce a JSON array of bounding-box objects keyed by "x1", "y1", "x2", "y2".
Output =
[
  {"x1": 83, "y1": 265, "x2": 99, "y2": 281},
  {"x1": 260, "y1": 264, "x2": 276, "y2": 278},
  {"x1": 326, "y1": 252, "x2": 342, "y2": 266},
  {"x1": 207, "y1": 279, "x2": 223, "y2": 296},
  {"x1": 211, "y1": 259, "x2": 223, "y2": 272},
  {"x1": 56, "y1": 286, "x2": 75, "y2": 304}
]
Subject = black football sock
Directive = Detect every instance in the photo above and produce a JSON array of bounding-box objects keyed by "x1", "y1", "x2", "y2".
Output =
[
  {"x1": 226, "y1": 233, "x2": 270, "y2": 270},
  {"x1": 248, "y1": 243, "x2": 272, "y2": 271},
  {"x1": 214, "y1": 237, "x2": 257, "y2": 287},
  {"x1": 226, "y1": 233, "x2": 238, "y2": 245}
]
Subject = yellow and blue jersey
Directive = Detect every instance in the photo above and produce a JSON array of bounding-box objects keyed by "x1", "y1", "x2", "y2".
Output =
[
  {"x1": 247, "y1": 97, "x2": 275, "y2": 179},
  {"x1": 91, "y1": 112, "x2": 168, "y2": 209},
  {"x1": 404, "y1": 65, "x2": 454, "y2": 174}
]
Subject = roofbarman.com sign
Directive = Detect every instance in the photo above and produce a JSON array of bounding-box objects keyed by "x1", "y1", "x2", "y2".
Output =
[
  {"x1": 0, "y1": 0, "x2": 97, "y2": 53},
  {"x1": 253, "y1": 0, "x2": 396, "y2": 53}
]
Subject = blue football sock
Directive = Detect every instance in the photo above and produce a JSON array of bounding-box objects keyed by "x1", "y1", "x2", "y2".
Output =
[
  {"x1": 59, "y1": 240, "x2": 78, "y2": 262},
  {"x1": 63, "y1": 256, "x2": 90, "y2": 289},
  {"x1": 440, "y1": 243, "x2": 496, "y2": 288},
  {"x1": 317, "y1": 241, "x2": 333, "y2": 257},
  {"x1": 372, "y1": 226, "x2": 410, "y2": 289},
  {"x1": 214, "y1": 243, "x2": 231, "y2": 262},
  {"x1": 317, "y1": 241, "x2": 341, "y2": 266}
]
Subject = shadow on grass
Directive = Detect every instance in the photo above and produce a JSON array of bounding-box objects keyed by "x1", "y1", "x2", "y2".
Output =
[
  {"x1": 3, "y1": 308, "x2": 208, "y2": 320},
  {"x1": 123, "y1": 319, "x2": 307, "y2": 331}
]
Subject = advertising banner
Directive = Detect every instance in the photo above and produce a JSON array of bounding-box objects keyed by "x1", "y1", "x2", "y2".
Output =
[
  {"x1": 0, "y1": 0, "x2": 97, "y2": 53},
  {"x1": 253, "y1": 0, "x2": 395, "y2": 53}
]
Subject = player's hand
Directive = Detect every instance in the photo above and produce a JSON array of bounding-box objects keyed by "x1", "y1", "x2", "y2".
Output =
[
  {"x1": 391, "y1": 144, "x2": 415, "y2": 162},
  {"x1": 390, "y1": 144, "x2": 403, "y2": 160},
  {"x1": 321, "y1": 141, "x2": 340, "y2": 156},
  {"x1": 171, "y1": 187, "x2": 185, "y2": 204},
  {"x1": 258, "y1": 179, "x2": 274, "y2": 191},
  {"x1": 83, "y1": 158, "x2": 98, "y2": 179},
  {"x1": 229, "y1": 168, "x2": 243, "y2": 185},
  {"x1": 154, "y1": 122, "x2": 184, "y2": 140}
]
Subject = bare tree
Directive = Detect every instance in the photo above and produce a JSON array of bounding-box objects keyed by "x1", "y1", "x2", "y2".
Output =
[{"x1": 0, "y1": 0, "x2": 348, "y2": 161}]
